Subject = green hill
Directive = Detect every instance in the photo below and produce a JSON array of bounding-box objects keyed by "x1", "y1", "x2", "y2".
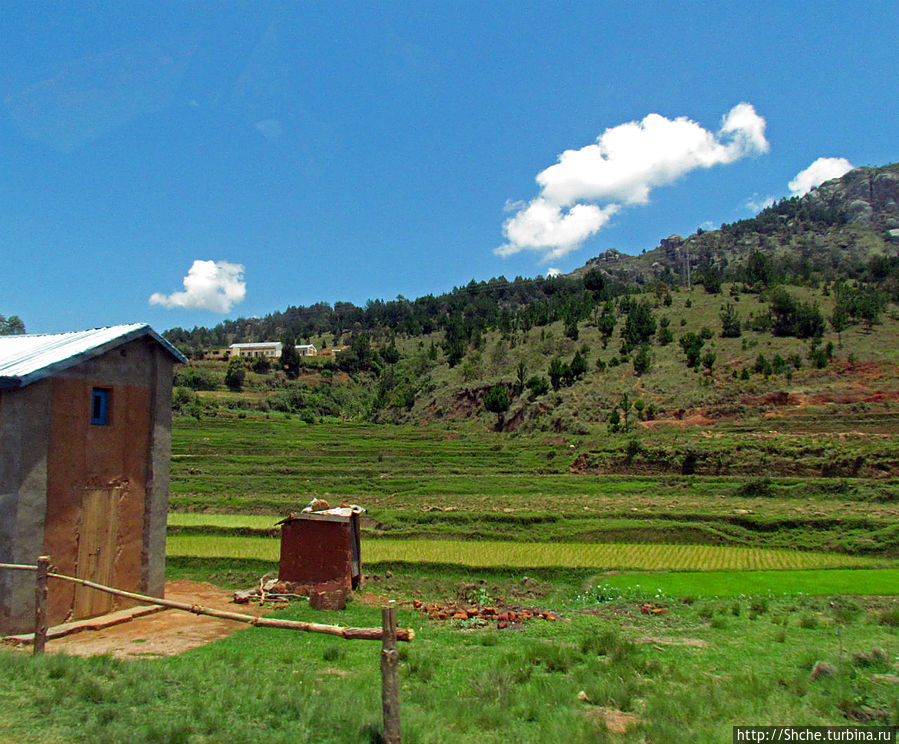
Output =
[{"x1": 167, "y1": 164, "x2": 899, "y2": 457}]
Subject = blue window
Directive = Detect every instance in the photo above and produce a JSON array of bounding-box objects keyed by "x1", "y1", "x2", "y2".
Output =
[{"x1": 91, "y1": 388, "x2": 109, "y2": 425}]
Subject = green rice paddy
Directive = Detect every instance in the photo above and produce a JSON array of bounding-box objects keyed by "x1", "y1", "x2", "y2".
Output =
[{"x1": 166, "y1": 535, "x2": 884, "y2": 571}]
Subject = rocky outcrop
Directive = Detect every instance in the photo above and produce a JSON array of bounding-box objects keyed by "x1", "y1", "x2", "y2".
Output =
[{"x1": 804, "y1": 163, "x2": 899, "y2": 228}]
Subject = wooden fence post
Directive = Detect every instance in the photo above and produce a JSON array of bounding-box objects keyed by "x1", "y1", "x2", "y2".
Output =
[
  {"x1": 381, "y1": 606, "x2": 401, "y2": 744},
  {"x1": 33, "y1": 556, "x2": 50, "y2": 656}
]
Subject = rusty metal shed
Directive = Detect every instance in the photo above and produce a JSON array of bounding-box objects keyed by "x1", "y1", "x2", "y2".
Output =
[{"x1": 277, "y1": 506, "x2": 364, "y2": 592}]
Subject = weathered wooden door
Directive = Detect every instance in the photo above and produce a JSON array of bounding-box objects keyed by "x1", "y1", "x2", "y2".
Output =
[{"x1": 73, "y1": 487, "x2": 121, "y2": 618}]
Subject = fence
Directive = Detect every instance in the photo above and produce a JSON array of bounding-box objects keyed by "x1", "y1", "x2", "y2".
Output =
[{"x1": 1, "y1": 557, "x2": 412, "y2": 744}]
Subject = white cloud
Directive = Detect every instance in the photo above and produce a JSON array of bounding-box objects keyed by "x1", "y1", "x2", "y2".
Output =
[
  {"x1": 546, "y1": 267, "x2": 562, "y2": 278},
  {"x1": 497, "y1": 199, "x2": 619, "y2": 261},
  {"x1": 498, "y1": 103, "x2": 769, "y2": 261},
  {"x1": 788, "y1": 157, "x2": 854, "y2": 197},
  {"x1": 149, "y1": 260, "x2": 246, "y2": 313},
  {"x1": 744, "y1": 194, "x2": 776, "y2": 213}
]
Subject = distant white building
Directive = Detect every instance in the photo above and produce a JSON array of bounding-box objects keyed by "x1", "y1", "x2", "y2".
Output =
[
  {"x1": 295, "y1": 344, "x2": 317, "y2": 356},
  {"x1": 228, "y1": 342, "x2": 282, "y2": 359}
]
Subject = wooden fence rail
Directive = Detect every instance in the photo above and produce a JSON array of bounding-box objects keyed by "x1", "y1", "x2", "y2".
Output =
[
  {"x1": 0, "y1": 561, "x2": 414, "y2": 642},
  {"x1": 1, "y1": 558, "x2": 409, "y2": 742}
]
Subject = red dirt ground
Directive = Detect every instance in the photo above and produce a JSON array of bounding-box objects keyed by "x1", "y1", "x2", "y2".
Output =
[{"x1": 43, "y1": 580, "x2": 266, "y2": 659}]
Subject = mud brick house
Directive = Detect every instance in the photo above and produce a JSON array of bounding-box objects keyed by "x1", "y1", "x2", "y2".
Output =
[{"x1": 0, "y1": 324, "x2": 185, "y2": 634}]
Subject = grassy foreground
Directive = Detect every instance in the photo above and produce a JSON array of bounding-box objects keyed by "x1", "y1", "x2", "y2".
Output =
[{"x1": 2, "y1": 565, "x2": 898, "y2": 743}]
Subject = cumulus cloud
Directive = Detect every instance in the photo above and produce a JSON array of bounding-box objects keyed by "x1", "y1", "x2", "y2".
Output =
[
  {"x1": 498, "y1": 103, "x2": 768, "y2": 261},
  {"x1": 788, "y1": 157, "x2": 854, "y2": 197},
  {"x1": 496, "y1": 199, "x2": 619, "y2": 261},
  {"x1": 149, "y1": 260, "x2": 246, "y2": 313},
  {"x1": 744, "y1": 194, "x2": 776, "y2": 213},
  {"x1": 546, "y1": 267, "x2": 562, "y2": 278}
]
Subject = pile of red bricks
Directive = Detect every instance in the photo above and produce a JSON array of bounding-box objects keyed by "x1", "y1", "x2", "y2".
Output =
[
  {"x1": 640, "y1": 604, "x2": 669, "y2": 615},
  {"x1": 409, "y1": 599, "x2": 557, "y2": 628}
]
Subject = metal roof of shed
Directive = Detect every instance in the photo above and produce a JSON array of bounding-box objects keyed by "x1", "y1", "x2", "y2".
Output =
[
  {"x1": 276, "y1": 505, "x2": 366, "y2": 525},
  {"x1": 0, "y1": 324, "x2": 187, "y2": 389}
]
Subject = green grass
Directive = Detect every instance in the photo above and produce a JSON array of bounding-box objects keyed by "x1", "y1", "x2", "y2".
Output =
[
  {"x1": 169, "y1": 418, "x2": 899, "y2": 518},
  {"x1": 2, "y1": 580, "x2": 897, "y2": 743},
  {"x1": 598, "y1": 568, "x2": 899, "y2": 598},
  {"x1": 166, "y1": 535, "x2": 884, "y2": 570},
  {"x1": 169, "y1": 513, "x2": 281, "y2": 530}
]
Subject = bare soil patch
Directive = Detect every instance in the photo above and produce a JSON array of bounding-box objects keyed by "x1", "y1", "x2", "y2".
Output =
[
  {"x1": 583, "y1": 705, "x2": 640, "y2": 734},
  {"x1": 44, "y1": 580, "x2": 265, "y2": 659},
  {"x1": 640, "y1": 412, "x2": 715, "y2": 430}
]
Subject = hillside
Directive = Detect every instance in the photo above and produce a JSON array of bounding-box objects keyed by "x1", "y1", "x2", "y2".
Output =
[
  {"x1": 572, "y1": 162, "x2": 899, "y2": 287},
  {"x1": 167, "y1": 164, "x2": 899, "y2": 465},
  {"x1": 165, "y1": 162, "x2": 899, "y2": 354}
]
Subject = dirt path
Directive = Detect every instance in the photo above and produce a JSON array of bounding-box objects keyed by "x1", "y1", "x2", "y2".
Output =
[{"x1": 45, "y1": 580, "x2": 265, "y2": 659}]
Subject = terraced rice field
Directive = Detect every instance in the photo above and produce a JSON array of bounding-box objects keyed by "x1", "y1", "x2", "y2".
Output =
[{"x1": 166, "y1": 535, "x2": 882, "y2": 570}]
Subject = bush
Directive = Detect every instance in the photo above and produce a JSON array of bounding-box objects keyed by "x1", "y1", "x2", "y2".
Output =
[
  {"x1": 569, "y1": 350, "x2": 588, "y2": 379},
  {"x1": 250, "y1": 356, "x2": 271, "y2": 373},
  {"x1": 798, "y1": 614, "x2": 819, "y2": 629},
  {"x1": 736, "y1": 477, "x2": 775, "y2": 498},
  {"x1": 754, "y1": 354, "x2": 772, "y2": 376},
  {"x1": 623, "y1": 300, "x2": 657, "y2": 346},
  {"x1": 808, "y1": 344, "x2": 829, "y2": 369},
  {"x1": 173, "y1": 367, "x2": 220, "y2": 390},
  {"x1": 720, "y1": 303, "x2": 742, "y2": 337},
  {"x1": 625, "y1": 438, "x2": 642, "y2": 464},
  {"x1": 225, "y1": 359, "x2": 246, "y2": 392},
  {"x1": 769, "y1": 288, "x2": 825, "y2": 338},
  {"x1": 633, "y1": 344, "x2": 652, "y2": 375},
  {"x1": 679, "y1": 333, "x2": 705, "y2": 368},
  {"x1": 172, "y1": 386, "x2": 197, "y2": 412},
  {"x1": 525, "y1": 375, "x2": 550, "y2": 397},
  {"x1": 607, "y1": 408, "x2": 621, "y2": 433}
]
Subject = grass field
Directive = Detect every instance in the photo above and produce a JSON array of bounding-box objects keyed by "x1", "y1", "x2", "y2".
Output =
[
  {"x1": 599, "y1": 568, "x2": 899, "y2": 598},
  {"x1": 3, "y1": 414, "x2": 899, "y2": 742},
  {"x1": 3, "y1": 573, "x2": 898, "y2": 742},
  {"x1": 166, "y1": 535, "x2": 886, "y2": 571},
  {"x1": 169, "y1": 418, "x2": 899, "y2": 560}
]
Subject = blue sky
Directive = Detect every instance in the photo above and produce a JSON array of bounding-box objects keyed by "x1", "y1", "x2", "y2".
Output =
[{"x1": 2, "y1": 2, "x2": 896, "y2": 334}]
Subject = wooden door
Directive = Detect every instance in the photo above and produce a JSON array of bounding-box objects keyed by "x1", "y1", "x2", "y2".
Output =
[{"x1": 73, "y1": 487, "x2": 121, "y2": 618}]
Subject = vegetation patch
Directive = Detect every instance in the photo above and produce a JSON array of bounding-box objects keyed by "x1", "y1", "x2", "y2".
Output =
[{"x1": 167, "y1": 535, "x2": 884, "y2": 571}]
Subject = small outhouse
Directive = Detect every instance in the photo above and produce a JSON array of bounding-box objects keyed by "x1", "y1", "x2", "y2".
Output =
[
  {"x1": 277, "y1": 505, "x2": 364, "y2": 592},
  {"x1": 0, "y1": 324, "x2": 185, "y2": 634}
]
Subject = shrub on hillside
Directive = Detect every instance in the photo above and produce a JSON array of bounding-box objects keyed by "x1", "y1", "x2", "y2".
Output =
[
  {"x1": 525, "y1": 375, "x2": 550, "y2": 397},
  {"x1": 633, "y1": 344, "x2": 652, "y2": 375},
  {"x1": 173, "y1": 367, "x2": 220, "y2": 390},
  {"x1": 679, "y1": 332, "x2": 705, "y2": 368},
  {"x1": 720, "y1": 303, "x2": 742, "y2": 337},
  {"x1": 736, "y1": 477, "x2": 775, "y2": 498}
]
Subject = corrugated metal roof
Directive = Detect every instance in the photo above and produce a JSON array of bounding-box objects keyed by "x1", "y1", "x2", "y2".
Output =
[
  {"x1": 276, "y1": 505, "x2": 366, "y2": 525},
  {"x1": 0, "y1": 324, "x2": 187, "y2": 389}
]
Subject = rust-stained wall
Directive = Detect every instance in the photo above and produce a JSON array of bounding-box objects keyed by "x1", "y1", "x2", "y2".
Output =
[
  {"x1": 43, "y1": 378, "x2": 152, "y2": 623},
  {"x1": 0, "y1": 336, "x2": 175, "y2": 633},
  {"x1": 279, "y1": 520, "x2": 354, "y2": 592}
]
